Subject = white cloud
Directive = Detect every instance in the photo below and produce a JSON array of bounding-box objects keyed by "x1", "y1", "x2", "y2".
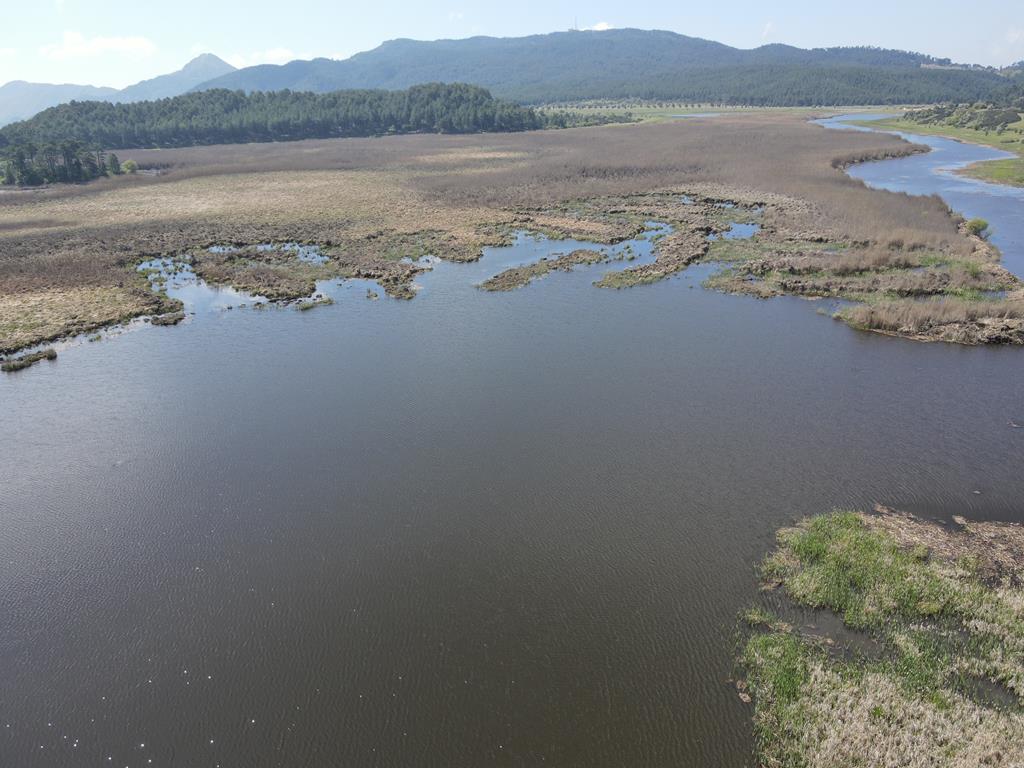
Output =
[
  {"x1": 583, "y1": 21, "x2": 613, "y2": 31},
  {"x1": 761, "y1": 21, "x2": 775, "y2": 40},
  {"x1": 40, "y1": 31, "x2": 156, "y2": 61},
  {"x1": 0, "y1": 48, "x2": 15, "y2": 59},
  {"x1": 990, "y1": 26, "x2": 1024, "y2": 65},
  {"x1": 226, "y1": 48, "x2": 305, "y2": 69},
  {"x1": 448, "y1": 11, "x2": 464, "y2": 21}
]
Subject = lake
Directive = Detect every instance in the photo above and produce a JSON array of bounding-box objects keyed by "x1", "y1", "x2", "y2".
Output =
[{"x1": 2, "y1": 117, "x2": 1023, "y2": 767}]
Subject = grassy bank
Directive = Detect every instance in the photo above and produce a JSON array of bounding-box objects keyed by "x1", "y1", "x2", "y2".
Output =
[
  {"x1": 852, "y1": 117, "x2": 1024, "y2": 187},
  {"x1": 740, "y1": 508, "x2": 1024, "y2": 767}
]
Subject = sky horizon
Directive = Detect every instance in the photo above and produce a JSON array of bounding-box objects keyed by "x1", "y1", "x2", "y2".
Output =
[{"x1": 2, "y1": 1, "x2": 1022, "y2": 89}]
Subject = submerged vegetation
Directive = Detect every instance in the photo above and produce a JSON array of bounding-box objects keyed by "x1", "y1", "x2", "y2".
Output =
[
  {"x1": 741, "y1": 508, "x2": 1024, "y2": 767},
  {"x1": 1, "y1": 346, "x2": 56, "y2": 372}
]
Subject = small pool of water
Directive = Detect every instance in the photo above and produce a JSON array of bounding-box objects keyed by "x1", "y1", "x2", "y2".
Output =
[
  {"x1": 138, "y1": 257, "x2": 268, "y2": 313},
  {"x1": 709, "y1": 222, "x2": 761, "y2": 241},
  {"x1": 207, "y1": 243, "x2": 329, "y2": 265}
]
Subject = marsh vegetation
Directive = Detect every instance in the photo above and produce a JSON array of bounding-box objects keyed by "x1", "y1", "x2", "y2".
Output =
[
  {"x1": 741, "y1": 508, "x2": 1024, "y2": 767},
  {"x1": 1, "y1": 346, "x2": 56, "y2": 372},
  {"x1": 1, "y1": 112, "x2": 1020, "y2": 352}
]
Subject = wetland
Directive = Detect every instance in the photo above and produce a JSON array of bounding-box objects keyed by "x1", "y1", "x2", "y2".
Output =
[{"x1": 2, "y1": 112, "x2": 1024, "y2": 767}]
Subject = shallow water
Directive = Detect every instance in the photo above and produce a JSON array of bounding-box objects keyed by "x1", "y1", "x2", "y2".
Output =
[{"x1": 3, "y1": 133, "x2": 1024, "y2": 767}]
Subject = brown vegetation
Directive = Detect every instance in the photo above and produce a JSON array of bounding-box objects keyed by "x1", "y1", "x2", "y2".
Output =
[
  {"x1": 479, "y1": 248, "x2": 608, "y2": 291},
  {"x1": 0, "y1": 113, "x2": 1015, "y2": 350}
]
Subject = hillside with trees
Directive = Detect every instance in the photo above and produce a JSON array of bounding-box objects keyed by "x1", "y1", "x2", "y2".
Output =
[
  {"x1": 0, "y1": 84, "x2": 542, "y2": 151},
  {"x1": 191, "y1": 29, "x2": 1010, "y2": 106},
  {"x1": 905, "y1": 80, "x2": 1024, "y2": 131}
]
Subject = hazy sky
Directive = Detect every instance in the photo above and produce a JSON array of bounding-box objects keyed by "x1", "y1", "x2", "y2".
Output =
[{"x1": 2, "y1": 0, "x2": 1022, "y2": 87}]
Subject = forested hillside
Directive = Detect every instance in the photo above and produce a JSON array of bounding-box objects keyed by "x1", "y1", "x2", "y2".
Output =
[
  {"x1": 0, "y1": 84, "x2": 542, "y2": 154},
  {"x1": 192, "y1": 29, "x2": 1010, "y2": 105}
]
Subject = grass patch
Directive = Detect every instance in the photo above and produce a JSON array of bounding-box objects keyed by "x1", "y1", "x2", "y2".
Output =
[
  {"x1": 764, "y1": 512, "x2": 953, "y2": 628},
  {"x1": 296, "y1": 296, "x2": 334, "y2": 311},
  {"x1": 960, "y1": 158, "x2": 1024, "y2": 187},
  {"x1": 740, "y1": 508, "x2": 1024, "y2": 767}
]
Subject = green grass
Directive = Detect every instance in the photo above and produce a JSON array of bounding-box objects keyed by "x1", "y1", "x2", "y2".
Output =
[
  {"x1": 961, "y1": 157, "x2": 1024, "y2": 186},
  {"x1": 740, "y1": 510, "x2": 1024, "y2": 767},
  {"x1": 763, "y1": 511, "x2": 953, "y2": 628}
]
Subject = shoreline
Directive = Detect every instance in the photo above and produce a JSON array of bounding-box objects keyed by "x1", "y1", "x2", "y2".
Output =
[{"x1": 849, "y1": 117, "x2": 1024, "y2": 188}]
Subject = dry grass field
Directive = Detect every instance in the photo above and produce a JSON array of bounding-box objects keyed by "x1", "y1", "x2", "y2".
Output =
[{"x1": 1, "y1": 112, "x2": 1020, "y2": 353}]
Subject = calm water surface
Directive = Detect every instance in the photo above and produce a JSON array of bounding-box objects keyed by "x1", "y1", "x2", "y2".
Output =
[
  {"x1": 2, "y1": 121, "x2": 1023, "y2": 767},
  {"x1": 819, "y1": 113, "x2": 1024, "y2": 276}
]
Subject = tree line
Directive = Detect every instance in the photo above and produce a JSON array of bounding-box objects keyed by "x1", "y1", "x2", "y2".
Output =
[
  {"x1": 905, "y1": 81, "x2": 1024, "y2": 133},
  {"x1": 0, "y1": 140, "x2": 131, "y2": 186},
  {"x1": 496, "y1": 65, "x2": 1010, "y2": 107},
  {"x1": 0, "y1": 83, "x2": 543, "y2": 153}
]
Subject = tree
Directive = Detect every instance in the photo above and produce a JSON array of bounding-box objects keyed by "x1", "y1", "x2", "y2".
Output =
[{"x1": 107, "y1": 153, "x2": 122, "y2": 175}]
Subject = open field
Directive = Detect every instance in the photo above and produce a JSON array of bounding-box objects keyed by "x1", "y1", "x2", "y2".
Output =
[
  {"x1": 741, "y1": 507, "x2": 1024, "y2": 768},
  {"x1": 1, "y1": 112, "x2": 1021, "y2": 353},
  {"x1": 854, "y1": 117, "x2": 1024, "y2": 187},
  {"x1": 537, "y1": 102, "x2": 783, "y2": 123}
]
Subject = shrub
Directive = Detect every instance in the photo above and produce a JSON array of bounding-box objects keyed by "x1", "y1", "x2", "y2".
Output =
[{"x1": 965, "y1": 218, "x2": 989, "y2": 238}]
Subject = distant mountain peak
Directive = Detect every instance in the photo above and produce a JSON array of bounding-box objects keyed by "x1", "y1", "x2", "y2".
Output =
[
  {"x1": 0, "y1": 54, "x2": 237, "y2": 126},
  {"x1": 181, "y1": 53, "x2": 235, "y2": 72},
  {"x1": 115, "y1": 54, "x2": 235, "y2": 102}
]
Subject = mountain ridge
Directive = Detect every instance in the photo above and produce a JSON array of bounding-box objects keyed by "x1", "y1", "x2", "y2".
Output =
[
  {"x1": 0, "y1": 54, "x2": 235, "y2": 126},
  {"x1": 190, "y1": 29, "x2": 1008, "y2": 105}
]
